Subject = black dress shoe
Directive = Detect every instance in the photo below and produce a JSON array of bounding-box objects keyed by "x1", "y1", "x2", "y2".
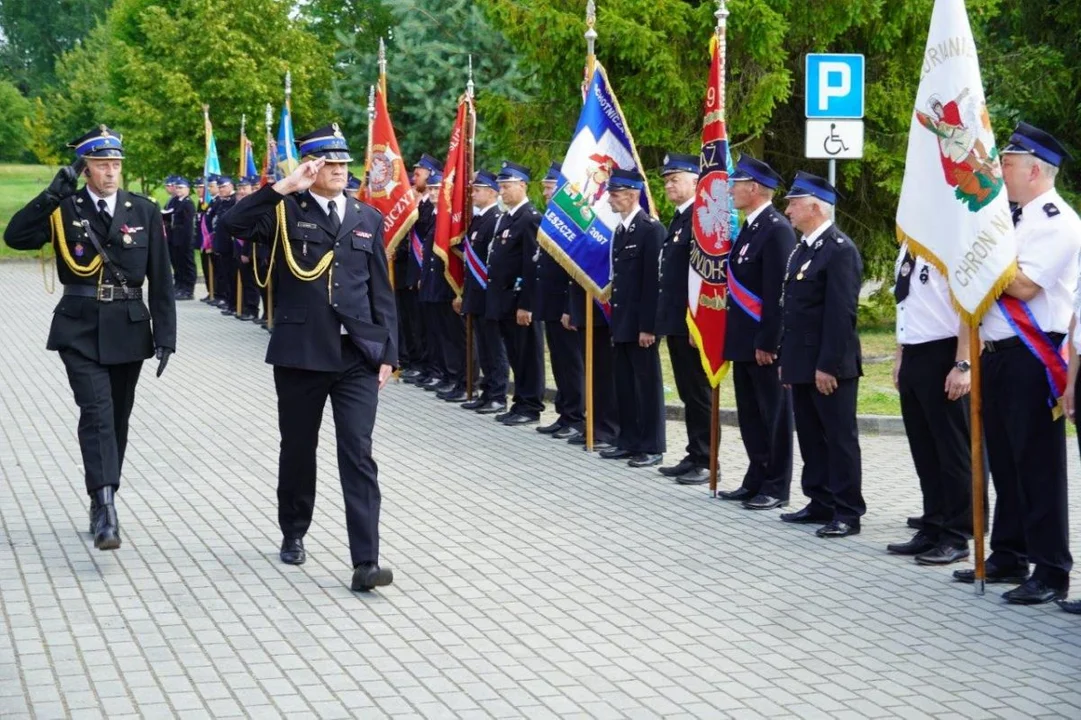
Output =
[
  {"x1": 402, "y1": 372, "x2": 427, "y2": 385},
  {"x1": 475, "y1": 401, "x2": 507, "y2": 415},
  {"x1": 886, "y1": 531, "x2": 936, "y2": 556},
  {"x1": 781, "y1": 505, "x2": 832, "y2": 524},
  {"x1": 585, "y1": 441, "x2": 614, "y2": 452},
  {"x1": 816, "y1": 520, "x2": 859, "y2": 538},
  {"x1": 567, "y1": 434, "x2": 587, "y2": 446},
  {"x1": 953, "y1": 563, "x2": 1029, "y2": 584},
  {"x1": 1057, "y1": 599, "x2": 1081, "y2": 614},
  {"x1": 237, "y1": 313, "x2": 257, "y2": 322},
  {"x1": 429, "y1": 381, "x2": 456, "y2": 394},
  {"x1": 907, "y1": 515, "x2": 924, "y2": 530},
  {"x1": 659, "y1": 459, "x2": 695, "y2": 478},
  {"x1": 536, "y1": 421, "x2": 564, "y2": 435},
  {"x1": 280, "y1": 537, "x2": 306, "y2": 565},
  {"x1": 416, "y1": 377, "x2": 441, "y2": 390},
  {"x1": 401, "y1": 368, "x2": 422, "y2": 380},
  {"x1": 501, "y1": 413, "x2": 539, "y2": 426},
  {"x1": 742, "y1": 494, "x2": 786, "y2": 510},
  {"x1": 220, "y1": 308, "x2": 237, "y2": 315},
  {"x1": 91, "y1": 486, "x2": 120, "y2": 550},
  {"x1": 599, "y1": 447, "x2": 632, "y2": 460},
  {"x1": 553, "y1": 427, "x2": 582, "y2": 442},
  {"x1": 437, "y1": 389, "x2": 466, "y2": 402},
  {"x1": 460, "y1": 397, "x2": 487, "y2": 410},
  {"x1": 351, "y1": 563, "x2": 393, "y2": 592},
  {"x1": 717, "y1": 487, "x2": 754, "y2": 502},
  {"x1": 915, "y1": 544, "x2": 970, "y2": 566},
  {"x1": 628, "y1": 453, "x2": 663, "y2": 468},
  {"x1": 256, "y1": 318, "x2": 268, "y2": 327},
  {"x1": 675, "y1": 468, "x2": 709, "y2": 485},
  {"x1": 1003, "y1": 579, "x2": 1068, "y2": 605},
  {"x1": 200, "y1": 295, "x2": 213, "y2": 303}
]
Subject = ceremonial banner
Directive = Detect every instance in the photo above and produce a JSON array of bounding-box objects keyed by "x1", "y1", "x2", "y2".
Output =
[
  {"x1": 433, "y1": 96, "x2": 471, "y2": 296},
  {"x1": 275, "y1": 103, "x2": 298, "y2": 177},
  {"x1": 245, "y1": 140, "x2": 259, "y2": 178},
  {"x1": 895, "y1": 0, "x2": 1015, "y2": 323},
  {"x1": 687, "y1": 33, "x2": 740, "y2": 387},
  {"x1": 363, "y1": 84, "x2": 419, "y2": 255},
  {"x1": 537, "y1": 63, "x2": 653, "y2": 299},
  {"x1": 202, "y1": 109, "x2": 221, "y2": 205}
]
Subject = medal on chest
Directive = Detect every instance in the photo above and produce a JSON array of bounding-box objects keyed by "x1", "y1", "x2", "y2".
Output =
[
  {"x1": 74, "y1": 243, "x2": 85, "y2": 257},
  {"x1": 796, "y1": 260, "x2": 811, "y2": 281}
]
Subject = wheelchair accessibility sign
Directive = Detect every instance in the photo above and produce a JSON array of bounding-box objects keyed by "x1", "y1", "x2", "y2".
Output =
[{"x1": 805, "y1": 120, "x2": 864, "y2": 159}]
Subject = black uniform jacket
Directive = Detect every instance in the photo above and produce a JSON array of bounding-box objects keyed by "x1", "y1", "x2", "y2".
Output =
[
  {"x1": 462, "y1": 205, "x2": 502, "y2": 316},
  {"x1": 485, "y1": 201, "x2": 541, "y2": 321},
  {"x1": 655, "y1": 205, "x2": 693, "y2": 337},
  {"x1": 724, "y1": 204, "x2": 797, "y2": 362},
  {"x1": 223, "y1": 185, "x2": 398, "y2": 373},
  {"x1": 609, "y1": 210, "x2": 664, "y2": 344},
  {"x1": 779, "y1": 223, "x2": 863, "y2": 385},
  {"x1": 4, "y1": 186, "x2": 177, "y2": 364},
  {"x1": 168, "y1": 196, "x2": 195, "y2": 249}
]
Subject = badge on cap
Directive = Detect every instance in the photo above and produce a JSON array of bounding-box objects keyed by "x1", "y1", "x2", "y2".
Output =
[{"x1": 333, "y1": 123, "x2": 343, "y2": 138}]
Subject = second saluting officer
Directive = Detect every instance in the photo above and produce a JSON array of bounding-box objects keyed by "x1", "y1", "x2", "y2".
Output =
[
  {"x1": 4, "y1": 125, "x2": 176, "y2": 552},
  {"x1": 223, "y1": 124, "x2": 398, "y2": 593},
  {"x1": 778, "y1": 172, "x2": 865, "y2": 538}
]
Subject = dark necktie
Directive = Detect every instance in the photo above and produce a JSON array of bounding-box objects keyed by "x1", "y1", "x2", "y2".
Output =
[
  {"x1": 1012, "y1": 205, "x2": 1023, "y2": 227},
  {"x1": 327, "y1": 200, "x2": 341, "y2": 235},
  {"x1": 97, "y1": 198, "x2": 111, "y2": 226},
  {"x1": 894, "y1": 250, "x2": 915, "y2": 303}
]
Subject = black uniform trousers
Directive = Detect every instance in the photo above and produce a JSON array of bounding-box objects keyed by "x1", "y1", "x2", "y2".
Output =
[
  {"x1": 169, "y1": 245, "x2": 197, "y2": 294},
  {"x1": 59, "y1": 350, "x2": 143, "y2": 494},
  {"x1": 983, "y1": 344, "x2": 1072, "y2": 588},
  {"x1": 237, "y1": 260, "x2": 260, "y2": 316},
  {"x1": 215, "y1": 253, "x2": 236, "y2": 310},
  {"x1": 425, "y1": 302, "x2": 468, "y2": 389},
  {"x1": 545, "y1": 322, "x2": 585, "y2": 429},
  {"x1": 200, "y1": 251, "x2": 212, "y2": 296},
  {"x1": 471, "y1": 314, "x2": 508, "y2": 404},
  {"x1": 273, "y1": 337, "x2": 382, "y2": 567},
  {"x1": 898, "y1": 338, "x2": 972, "y2": 547},
  {"x1": 791, "y1": 379, "x2": 864, "y2": 524},
  {"x1": 613, "y1": 342, "x2": 665, "y2": 454},
  {"x1": 732, "y1": 360, "x2": 793, "y2": 500},
  {"x1": 583, "y1": 325, "x2": 620, "y2": 444},
  {"x1": 667, "y1": 335, "x2": 713, "y2": 467},
  {"x1": 499, "y1": 319, "x2": 545, "y2": 417},
  {"x1": 395, "y1": 288, "x2": 425, "y2": 372}
]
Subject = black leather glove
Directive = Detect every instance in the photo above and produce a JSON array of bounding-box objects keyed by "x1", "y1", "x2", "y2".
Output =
[
  {"x1": 155, "y1": 347, "x2": 173, "y2": 378},
  {"x1": 45, "y1": 166, "x2": 79, "y2": 204}
]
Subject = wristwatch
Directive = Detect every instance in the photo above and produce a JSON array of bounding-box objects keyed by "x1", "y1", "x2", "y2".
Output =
[{"x1": 955, "y1": 360, "x2": 971, "y2": 372}]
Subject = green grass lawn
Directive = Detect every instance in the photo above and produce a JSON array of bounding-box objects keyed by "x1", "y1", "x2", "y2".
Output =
[{"x1": 0, "y1": 164, "x2": 60, "y2": 259}]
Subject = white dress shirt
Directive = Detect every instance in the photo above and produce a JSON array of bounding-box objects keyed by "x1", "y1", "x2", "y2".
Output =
[
  {"x1": 506, "y1": 198, "x2": 529, "y2": 218},
  {"x1": 676, "y1": 198, "x2": 694, "y2": 216},
  {"x1": 801, "y1": 219, "x2": 833, "y2": 247},
  {"x1": 894, "y1": 243, "x2": 960, "y2": 345},
  {"x1": 309, "y1": 191, "x2": 345, "y2": 222},
  {"x1": 620, "y1": 207, "x2": 642, "y2": 230},
  {"x1": 743, "y1": 200, "x2": 771, "y2": 228},
  {"x1": 980, "y1": 189, "x2": 1081, "y2": 342},
  {"x1": 86, "y1": 187, "x2": 117, "y2": 217}
]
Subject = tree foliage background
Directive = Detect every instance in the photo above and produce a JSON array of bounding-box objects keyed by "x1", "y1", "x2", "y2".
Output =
[{"x1": 0, "y1": 0, "x2": 1078, "y2": 276}]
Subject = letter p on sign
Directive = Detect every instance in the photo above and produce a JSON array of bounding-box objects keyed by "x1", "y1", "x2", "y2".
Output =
[{"x1": 805, "y1": 54, "x2": 864, "y2": 119}]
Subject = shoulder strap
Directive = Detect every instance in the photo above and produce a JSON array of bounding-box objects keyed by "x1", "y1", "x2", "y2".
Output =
[{"x1": 73, "y1": 202, "x2": 128, "y2": 286}]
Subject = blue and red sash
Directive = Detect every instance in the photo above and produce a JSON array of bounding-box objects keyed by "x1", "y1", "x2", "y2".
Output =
[
  {"x1": 727, "y1": 270, "x2": 762, "y2": 323},
  {"x1": 463, "y1": 239, "x2": 488, "y2": 289},
  {"x1": 409, "y1": 229, "x2": 424, "y2": 268},
  {"x1": 997, "y1": 295, "x2": 1069, "y2": 410},
  {"x1": 595, "y1": 298, "x2": 611, "y2": 323}
]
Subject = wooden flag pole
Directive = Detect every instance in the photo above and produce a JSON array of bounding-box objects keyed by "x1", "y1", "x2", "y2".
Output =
[
  {"x1": 464, "y1": 57, "x2": 477, "y2": 400},
  {"x1": 970, "y1": 324, "x2": 986, "y2": 595},
  {"x1": 584, "y1": 1, "x2": 598, "y2": 452}
]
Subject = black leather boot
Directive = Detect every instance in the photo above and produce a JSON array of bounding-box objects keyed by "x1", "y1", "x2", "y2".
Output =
[{"x1": 92, "y1": 486, "x2": 121, "y2": 551}]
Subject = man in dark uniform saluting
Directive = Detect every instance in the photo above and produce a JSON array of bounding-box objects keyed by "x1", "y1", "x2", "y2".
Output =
[
  {"x1": 655, "y1": 153, "x2": 713, "y2": 484},
  {"x1": 600, "y1": 168, "x2": 666, "y2": 467},
  {"x1": 488, "y1": 161, "x2": 546, "y2": 425},
  {"x1": 719, "y1": 156, "x2": 795, "y2": 509},
  {"x1": 778, "y1": 172, "x2": 864, "y2": 537},
  {"x1": 223, "y1": 123, "x2": 397, "y2": 593},
  {"x1": 456, "y1": 170, "x2": 509, "y2": 414},
  {"x1": 4, "y1": 125, "x2": 176, "y2": 552}
]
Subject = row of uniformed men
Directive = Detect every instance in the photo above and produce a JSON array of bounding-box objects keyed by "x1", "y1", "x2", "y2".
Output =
[{"x1": 391, "y1": 148, "x2": 871, "y2": 543}]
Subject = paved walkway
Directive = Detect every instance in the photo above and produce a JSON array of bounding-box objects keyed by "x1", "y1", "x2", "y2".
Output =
[{"x1": 1, "y1": 262, "x2": 1080, "y2": 719}]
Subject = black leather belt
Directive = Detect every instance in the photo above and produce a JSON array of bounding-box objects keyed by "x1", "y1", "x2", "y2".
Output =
[
  {"x1": 983, "y1": 333, "x2": 1064, "y2": 353},
  {"x1": 63, "y1": 285, "x2": 143, "y2": 303}
]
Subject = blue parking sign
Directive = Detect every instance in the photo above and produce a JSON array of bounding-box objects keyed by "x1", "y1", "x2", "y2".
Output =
[{"x1": 805, "y1": 54, "x2": 865, "y2": 119}]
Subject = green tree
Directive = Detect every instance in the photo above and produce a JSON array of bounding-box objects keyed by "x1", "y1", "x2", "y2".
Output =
[
  {"x1": 332, "y1": 0, "x2": 527, "y2": 166},
  {"x1": 40, "y1": 0, "x2": 333, "y2": 189},
  {"x1": 0, "y1": 78, "x2": 31, "y2": 160},
  {"x1": 0, "y1": 0, "x2": 113, "y2": 92}
]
